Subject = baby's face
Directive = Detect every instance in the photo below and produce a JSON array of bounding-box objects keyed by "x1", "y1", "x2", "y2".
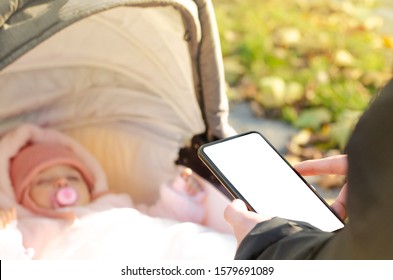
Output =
[{"x1": 29, "y1": 164, "x2": 91, "y2": 209}]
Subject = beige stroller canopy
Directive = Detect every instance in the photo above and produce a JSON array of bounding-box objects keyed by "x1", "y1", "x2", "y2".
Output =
[{"x1": 0, "y1": 0, "x2": 234, "y2": 136}]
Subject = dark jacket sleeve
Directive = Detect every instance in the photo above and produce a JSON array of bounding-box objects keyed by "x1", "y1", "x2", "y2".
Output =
[
  {"x1": 235, "y1": 77, "x2": 393, "y2": 259},
  {"x1": 235, "y1": 217, "x2": 334, "y2": 260}
]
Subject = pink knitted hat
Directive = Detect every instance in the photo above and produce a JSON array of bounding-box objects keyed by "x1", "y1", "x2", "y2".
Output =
[{"x1": 10, "y1": 142, "x2": 95, "y2": 219}]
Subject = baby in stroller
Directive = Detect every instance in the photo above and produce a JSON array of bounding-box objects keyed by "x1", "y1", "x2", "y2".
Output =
[
  {"x1": 0, "y1": 124, "x2": 229, "y2": 259},
  {"x1": 8, "y1": 124, "x2": 207, "y2": 222}
]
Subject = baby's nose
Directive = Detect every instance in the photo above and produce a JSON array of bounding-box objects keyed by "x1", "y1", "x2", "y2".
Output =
[{"x1": 55, "y1": 178, "x2": 69, "y2": 188}]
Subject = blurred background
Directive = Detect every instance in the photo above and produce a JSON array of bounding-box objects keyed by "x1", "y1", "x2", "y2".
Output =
[{"x1": 213, "y1": 0, "x2": 393, "y2": 200}]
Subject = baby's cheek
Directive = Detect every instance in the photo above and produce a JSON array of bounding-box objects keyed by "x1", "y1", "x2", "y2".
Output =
[
  {"x1": 29, "y1": 186, "x2": 53, "y2": 209},
  {"x1": 75, "y1": 186, "x2": 91, "y2": 205}
]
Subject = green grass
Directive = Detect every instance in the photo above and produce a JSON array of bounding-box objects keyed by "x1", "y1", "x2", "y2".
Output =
[{"x1": 214, "y1": 0, "x2": 393, "y2": 154}]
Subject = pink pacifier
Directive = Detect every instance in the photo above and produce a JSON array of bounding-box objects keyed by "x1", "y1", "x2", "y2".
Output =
[{"x1": 55, "y1": 187, "x2": 78, "y2": 207}]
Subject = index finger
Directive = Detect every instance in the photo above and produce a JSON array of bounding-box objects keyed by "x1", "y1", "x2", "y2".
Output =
[{"x1": 294, "y1": 155, "x2": 348, "y2": 176}]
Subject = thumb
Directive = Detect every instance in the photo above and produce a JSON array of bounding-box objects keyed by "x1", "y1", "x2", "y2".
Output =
[
  {"x1": 224, "y1": 199, "x2": 270, "y2": 245},
  {"x1": 224, "y1": 199, "x2": 249, "y2": 225}
]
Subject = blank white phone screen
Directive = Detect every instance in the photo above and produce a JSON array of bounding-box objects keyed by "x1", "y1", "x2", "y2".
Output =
[{"x1": 202, "y1": 132, "x2": 344, "y2": 232}]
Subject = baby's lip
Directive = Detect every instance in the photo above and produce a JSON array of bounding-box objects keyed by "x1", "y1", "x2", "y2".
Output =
[{"x1": 52, "y1": 187, "x2": 78, "y2": 208}]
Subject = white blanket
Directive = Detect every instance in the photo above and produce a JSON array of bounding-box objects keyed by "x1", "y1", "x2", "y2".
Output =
[
  {"x1": 29, "y1": 206, "x2": 236, "y2": 260},
  {"x1": 0, "y1": 194, "x2": 236, "y2": 260},
  {"x1": 1, "y1": 210, "x2": 237, "y2": 260}
]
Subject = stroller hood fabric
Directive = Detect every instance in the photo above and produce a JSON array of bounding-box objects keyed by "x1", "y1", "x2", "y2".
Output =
[{"x1": 0, "y1": 0, "x2": 236, "y2": 139}]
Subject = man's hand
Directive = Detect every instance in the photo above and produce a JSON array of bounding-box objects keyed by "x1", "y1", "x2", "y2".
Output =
[{"x1": 294, "y1": 155, "x2": 348, "y2": 220}]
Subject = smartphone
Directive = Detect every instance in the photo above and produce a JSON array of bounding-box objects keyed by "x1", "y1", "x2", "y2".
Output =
[{"x1": 198, "y1": 131, "x2": 344, "y2": 232}]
